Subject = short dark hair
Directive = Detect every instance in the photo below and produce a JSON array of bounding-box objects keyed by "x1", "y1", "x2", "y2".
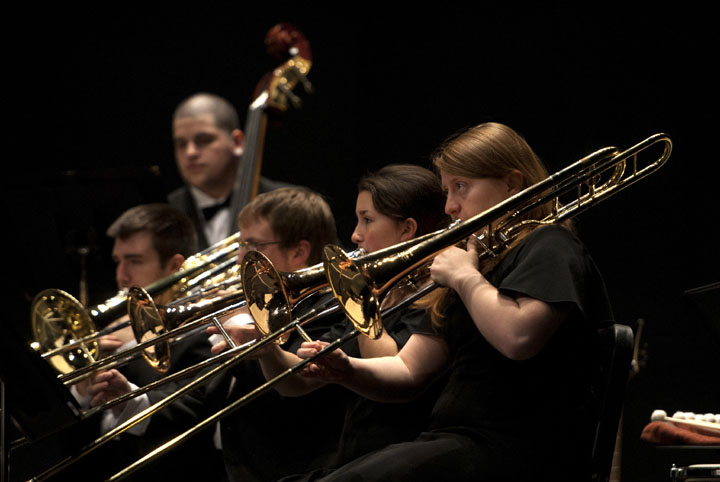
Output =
[
  {"x1": 237, "y1": 188, "x2": 337, "y2": 265},
  {"x1": 172, "y1": 92, "x2": 240, "y2": 134},
  {"x1": 358, "y1": 164, "x2": 449, "y2": 236},
  {"x1": 106, "y1": 203, "x2": 198, "y2": 265}
]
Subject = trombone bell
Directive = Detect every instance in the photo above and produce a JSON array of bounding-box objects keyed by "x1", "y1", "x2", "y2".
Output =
[
  {"x1": 127, "y1": 287, "x2": 171, "y2": 373},
  {"x1": 323, "y1": 245, "x2": 382, "y2": 340},
  {"x1": 31, "y1": 289, "x2": 100, "y2": 374},
  {"x1": 240, "y1": 251, "x2": 293, "y2": 343}
]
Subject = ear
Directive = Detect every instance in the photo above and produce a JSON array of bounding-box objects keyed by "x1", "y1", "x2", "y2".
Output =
[
  {"x1": 166, "y1": 253, "x2": 185, "y2": 273},
  {"x1": 505, "y1": 169, "x2": 524, "y2": 195},
  {"x1": 232, "y1": 128, "x2": 245, "y2": 156},
  {"x1": 399, "y1": 218, "x2": 418, "y2": 241},
  {"x1": 289, "y1": 240, "x2": 312, "y2": 270}
]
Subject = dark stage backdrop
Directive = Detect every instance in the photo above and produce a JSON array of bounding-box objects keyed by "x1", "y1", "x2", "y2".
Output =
[{"x1": 5, "y1": 5, "x2": 718, "y2": 481}]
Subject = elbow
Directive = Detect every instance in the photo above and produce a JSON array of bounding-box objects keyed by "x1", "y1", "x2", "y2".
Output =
[{"x1": 497, "y1": 335, "x2": 542, "y2": 361}]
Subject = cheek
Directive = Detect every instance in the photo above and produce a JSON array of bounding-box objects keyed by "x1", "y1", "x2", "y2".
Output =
[
  {"x1": 373, "y1": 223, "x2": 404, "y2": 248},
  {"x1": 208, "y1": 146, "x2": 234, "y2": 166},
  {"x1": 467, "y1": 191, "x2": 501, "y2": 215}
]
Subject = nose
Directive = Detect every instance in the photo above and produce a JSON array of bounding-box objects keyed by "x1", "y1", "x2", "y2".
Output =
[
  {"x1": 116, "y1": 262, "x2": 130, "y2": 289},
  {"x1": 237, "y1": 249, "x2": 248, "y2": 264},
  {"x1": 184, "y1": 141, "x2": 199, "y2": 158},
  {"x1": 351, "y1": 223, "x2": 362, "y2": 245},
  {"x1": 445, "y1": 196, "x2": 460, "y2": 219}
]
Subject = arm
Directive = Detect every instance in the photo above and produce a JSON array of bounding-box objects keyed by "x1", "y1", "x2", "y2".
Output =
[
  {"x1": 257, "y1": 343, "x2": 328, "y2": 396},
  {"x1": 207, "y1": 320, "x2": 327, "y2": 396},
  {"x1": 298, "y1": 333, "x2": 449, "y2": 403},
  {"x1": 357, "y1": 330, "x2": 401, "y2": 357},
  {"x1": 430, "y1": 240, "x2": 568, "y2": 360}
]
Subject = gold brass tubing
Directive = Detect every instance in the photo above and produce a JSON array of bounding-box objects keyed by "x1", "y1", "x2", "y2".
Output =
[
  {"x1": 105, "y1": 282, "x2": 435, "y2": 482},
  {"x1": 40, "y1": 320, "x2": 131, "y2": 359},
  {"x1": 59, "y1": 299, "x2": 247, "y2": 385},
  {"x1": 109, "y1": 329, "x2": 356, "y2": 482},
  {"x1": 83, "y1": 337, "x2": 254, "y2": 417},
  {"x1": 322, "y1": 134, "x2": 671, "y2": 332},
  {"x1": 31, "y1": 306, "x2": 316, "y2": 482}
]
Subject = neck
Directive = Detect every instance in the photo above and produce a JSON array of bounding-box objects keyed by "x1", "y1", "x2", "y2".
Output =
[
  {"x1": 196, "y1": 163, "x2": 238, "y2": 200},
  {"x1": 200, "y1": 184, "x2": 232, "y2": 200}
]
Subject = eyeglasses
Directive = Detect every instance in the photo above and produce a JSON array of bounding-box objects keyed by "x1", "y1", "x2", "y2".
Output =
[{"x1": 237, "y1": 239, "x2": 283, "y2": 251}]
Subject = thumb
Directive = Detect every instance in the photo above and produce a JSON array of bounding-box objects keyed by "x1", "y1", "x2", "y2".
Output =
[{"x1": 466, "y1": 236, "x2": 479, "y2": 255}]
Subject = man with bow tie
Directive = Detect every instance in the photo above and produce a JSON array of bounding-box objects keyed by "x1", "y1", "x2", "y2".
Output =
[{"x1": 168, "y1": 92, "x2": 289, "y2": 250}]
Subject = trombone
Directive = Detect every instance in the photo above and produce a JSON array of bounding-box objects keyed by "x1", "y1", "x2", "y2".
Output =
[
  {"x1": 57, "y1": 265, "x2": 246, "y2": 386},
  {"x1": 240, "y1": 247, "x2": 367, "y2": 343},
  {"x1": 32, "y1": 133, "x2": 672, "y2": 481},
  {"x1": 324, "y1": 134, "x2": 672, "y2": 331},
  {"x1": 125, "y1": 282, "x2": 248, "y2": 374},
  {"x1": 31, "y1": 233, "x2": 241, "y2": 375},
  {"x1": 31, "y1": 267, "x2": 427, "y2": 482},
  {"x1": 56, "y1": 282, "x2": 248, "y2": 386}
]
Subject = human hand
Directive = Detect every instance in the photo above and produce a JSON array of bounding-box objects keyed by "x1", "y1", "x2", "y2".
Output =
[
  {"x1": 430, "y1": 239, "x2": 480, "y2": 291},
  {"x1": 430, "y1": 242, "x2": 480, "y2": 289},
  {"x1": 296, "y1": 341, "x2": 351, "y2": 383},
  {"x1": 98, "y1": 335, "x2": 125, "y2": 356},
  {"x1": 207, "y1": 323, "x2": 263, "y2": 356},
  {"x1": 86, "y1": 369, "x2": 131, "y2": 412}
]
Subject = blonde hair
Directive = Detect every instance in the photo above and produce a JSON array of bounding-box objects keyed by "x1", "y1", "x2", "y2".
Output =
[{"x1": 421, "y1": 122, "x2": 567, "y2": 328}]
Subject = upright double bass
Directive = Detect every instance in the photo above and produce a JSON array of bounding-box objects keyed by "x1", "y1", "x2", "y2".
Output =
[{"x1": 226, "y1": 23, "x2": 313, "y2": 233}]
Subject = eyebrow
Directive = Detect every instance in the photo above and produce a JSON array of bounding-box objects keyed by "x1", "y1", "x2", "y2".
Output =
[{"x1": 113, "y1": 253, "x2": 145, "y2": 261}]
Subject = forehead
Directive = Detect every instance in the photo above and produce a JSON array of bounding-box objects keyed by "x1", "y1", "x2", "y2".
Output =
[
  {"x1": 239, "y1": 216, "x2": 276, "y2": 241},
  {"x1": 355, "y1": 190, "x2": 376, "y2": 211},
  {"x1": 112, "y1": 230, "x2": 157, "y2": 257},
  {"x1": 172, "y1": 114, "x2": 222, "y2": 137},
  {"x1": 439, "y1": 171, "x2": 465, "y2": 187}
]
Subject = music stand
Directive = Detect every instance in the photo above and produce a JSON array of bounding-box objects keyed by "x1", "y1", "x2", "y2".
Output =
[{"x1": 0, "y1": 321, "x2": 82, "y2": 481}]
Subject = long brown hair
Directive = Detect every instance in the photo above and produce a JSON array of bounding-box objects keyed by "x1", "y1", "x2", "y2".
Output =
[
  {"x1": 422, "y1": 122, "x2": 569, "y2": 327},
  {"x1": 358, "y1": 164, "x2": 449, "y2": 237}
]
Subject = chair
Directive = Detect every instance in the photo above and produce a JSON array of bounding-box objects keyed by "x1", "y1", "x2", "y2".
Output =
[{"x1": 590, "y1": 323, "x2": 634, "y2": 482}]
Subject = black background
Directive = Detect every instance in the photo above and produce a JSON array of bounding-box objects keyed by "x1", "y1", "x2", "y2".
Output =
[{"x1": 5, "y1": 5, "x2": 718, "y2": 480}]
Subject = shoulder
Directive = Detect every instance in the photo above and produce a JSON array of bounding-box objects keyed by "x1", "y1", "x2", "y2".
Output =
[
  {"x1": 524, "y1": 224, "x2": 582, "y2": 250},
  {"x1": 168, "y1": 185, "x2": 190, "y2": 204},
  {"x1": 490, "y1": 224, "x2": 588, "y2": 291},
  {"x1": 491, "y1": 224, "x2": 612, "y2": 323},
  {"x1": 508, "y1": 224, "x2": 586, "y2": 265}
]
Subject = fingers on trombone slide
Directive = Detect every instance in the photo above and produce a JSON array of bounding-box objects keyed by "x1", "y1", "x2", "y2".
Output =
[
  {"x1": 86, "y1": 369, "x2": 132, "y2": 409},
  {"x1": 297, "y1": 340, "x2": 350, "y2": 382},
  {"x1": 207, "y1": 318, "x2": 263, "y2": 356}
]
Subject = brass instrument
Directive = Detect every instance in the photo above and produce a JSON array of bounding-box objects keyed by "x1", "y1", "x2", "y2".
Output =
[
  {"x1": 30, "y1": 233, "x2": 240, "y2": 374},
  {"x1": 53, "y1": 283, "x2": 247, "y2": 386},
  {"x1": 324, "y1": 134, "x2": 672, "y2": 331},
  {"x1": 168, "y1": 259, "x2": 240, "y2": 303},
  {"x1": 240, "y1": 248, "x2": 367, "y2": 343},
  {"x1": 127, "y1": 284, "x2": 247, "y2": 373},
  {"x1": 31, "y1": 133, "x2": 671, "y2": 481}
]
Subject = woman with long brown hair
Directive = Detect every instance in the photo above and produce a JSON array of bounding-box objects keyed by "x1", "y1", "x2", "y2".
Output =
[
  {"x1": 293, "y1": 122, "x2": 613, "y2": 481},
  {"x1": 215, "y1": 164, "x2": 449, "y2": 480}
]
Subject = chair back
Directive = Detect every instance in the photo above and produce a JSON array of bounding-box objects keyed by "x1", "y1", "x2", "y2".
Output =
[{"x1": 591, "y1": 323, "x2": 634, "y2": 482}]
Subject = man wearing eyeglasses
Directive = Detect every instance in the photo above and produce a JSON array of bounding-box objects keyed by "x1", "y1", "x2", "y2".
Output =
[
  {"x1": 233, "y1": 187, "x2": 337, "y2": 272},
  {"x1": 204, "y1": 186, "x2": 351, "y2": 482}
]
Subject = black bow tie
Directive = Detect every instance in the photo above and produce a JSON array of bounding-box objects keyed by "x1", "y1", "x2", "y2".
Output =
[{"x1": 201, "y1": 197, "x2": 231, "y2": 220}]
